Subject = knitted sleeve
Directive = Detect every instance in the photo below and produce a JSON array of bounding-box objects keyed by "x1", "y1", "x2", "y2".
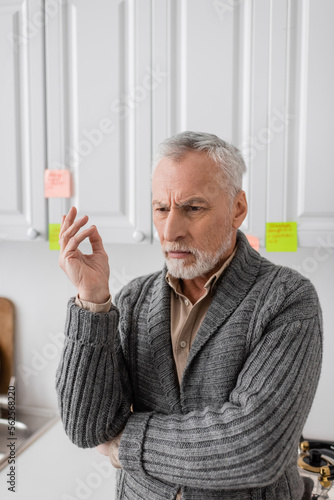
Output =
[
  {"x1": 118, "y1": 291, "x2": 322, "y2": 490},
  {"x1": 55, "y1": 298, "x2": 132, "y2": 448}
]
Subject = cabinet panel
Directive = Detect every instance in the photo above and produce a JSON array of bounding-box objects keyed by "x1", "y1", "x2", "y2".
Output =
[
  {"x1": 46, "y1": 0, "x2": 152, "y2": 243},
  {"x1": 249, "y1": 0, "x2": 334, "y2": 246},
  {"x1": 0, "y1": 0, "x2": 47, "y2": 241},
  {"x1": 152, "y1": 0, "x2": 236, "y2": 143},
  {"x1": 299, "y1": 0, "x2": 334, "y2": 217},
  {"x1": 287, "y1": 0, "x2": 334, "y2": 246}
]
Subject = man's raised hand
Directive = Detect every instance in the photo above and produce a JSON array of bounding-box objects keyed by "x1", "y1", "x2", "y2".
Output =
[{"x1": 58, "y1": 206, "x2": 110, "y2": 303}]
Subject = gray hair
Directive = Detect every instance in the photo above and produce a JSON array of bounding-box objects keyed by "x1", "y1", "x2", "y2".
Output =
[{"x1": 152, "y1": 131, "x2": 246, "y2": 199}]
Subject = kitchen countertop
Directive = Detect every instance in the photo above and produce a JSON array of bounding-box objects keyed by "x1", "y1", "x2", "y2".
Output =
[{"x1": 0, "y1": 419, "x2": 117, "y2": 500}]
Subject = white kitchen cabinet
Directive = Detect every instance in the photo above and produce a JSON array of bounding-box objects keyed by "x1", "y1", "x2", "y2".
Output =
[
  {"x1": 254, "y1": 0, "x2": 334, "y2": 247},
  {"x1": 2, "y1": 0, "x2": 333, "y2": 247},
  {"x1": 0, "y1": 0, "x2": 47, "y2": 241},
  {"x1": 45, "y1": 0, "x2": 153, "y2": 244},
  {"x1": 151, "y1": 0, "x2": 334, "y2": 247}
]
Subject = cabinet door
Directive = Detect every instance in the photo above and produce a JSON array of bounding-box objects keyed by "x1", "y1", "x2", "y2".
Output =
[
  {"x1": 255, "y1": 0, "x2": 334, "y2": 247},
  {"x1": 0, "y1": 0, "x2": 47, "y2": 241},
  {"x1": 284, "y1": 0, "x2": 334, "y2": 247},
  {"x1": 45, "y1": 0, "x2": 153, "y2": 244}
]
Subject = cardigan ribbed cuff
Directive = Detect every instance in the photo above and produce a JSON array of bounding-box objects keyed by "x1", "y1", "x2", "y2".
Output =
[
  {"x1": 119, "y1": 412, "x2": 153, "y2": 475},
  {"x1": 64, "y1": 297, "x2": 119, "y2": 345}
]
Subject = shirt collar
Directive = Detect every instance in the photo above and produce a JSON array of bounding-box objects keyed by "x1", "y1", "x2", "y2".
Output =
[{"x1": 165, "y1": 244, "x2": 238, "y2": 297}]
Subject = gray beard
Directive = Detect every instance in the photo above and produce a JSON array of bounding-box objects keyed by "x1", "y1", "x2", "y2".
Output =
[{"x1": 163, "y1": 229, "x2": 234, "y2": 280}]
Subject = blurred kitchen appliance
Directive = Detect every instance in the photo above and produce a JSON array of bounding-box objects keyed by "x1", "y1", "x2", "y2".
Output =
[{"x1": 299, "y1": 436, "x2": 334, "y2": 499}]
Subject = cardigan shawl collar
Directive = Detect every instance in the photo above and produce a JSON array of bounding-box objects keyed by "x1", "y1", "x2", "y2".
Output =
[{"x1": 146, "y1": 230, "x2": 262, "y2": 411}]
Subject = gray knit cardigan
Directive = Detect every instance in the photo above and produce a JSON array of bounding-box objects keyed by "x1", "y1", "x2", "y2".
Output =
[{"x1": 56, "y1": 230, "x2": 323, "y2": 500}]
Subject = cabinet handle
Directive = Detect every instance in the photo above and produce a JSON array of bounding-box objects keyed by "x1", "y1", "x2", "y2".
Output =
[
  {"x1": 27, "y1": 227, "x2": 39, "y2": 239},
  {"x1": 132, "y1": 230, "x2": 145, "y2": 242}
]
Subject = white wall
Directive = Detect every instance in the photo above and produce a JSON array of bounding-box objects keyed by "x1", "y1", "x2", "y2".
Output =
[{"x1": 0, "y1": 237, "x2": 333, "y2": 441}]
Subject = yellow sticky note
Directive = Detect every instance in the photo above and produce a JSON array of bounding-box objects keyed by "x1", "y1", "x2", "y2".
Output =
[
  {"x1": 49, "y1": 224, "x2": 61, "y2": 250},
  {"x1": 44, "y1": 169, "x2": 72, "y2": 198},
  {"x1": 246, "y1": 234, "x2": 260, "y2": 252},
  {"x1": 266, "y1": 222, "x2": 298, "y2": 252}
]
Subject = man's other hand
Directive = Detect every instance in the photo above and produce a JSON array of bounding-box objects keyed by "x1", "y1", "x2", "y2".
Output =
[{"x1": 96, "y1": 432, "x2": 123, "y2": 469}]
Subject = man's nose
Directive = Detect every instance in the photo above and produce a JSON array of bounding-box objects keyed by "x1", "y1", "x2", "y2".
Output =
[{"x1": 163, "y1": 208, "x2": 187, "y2": 242}]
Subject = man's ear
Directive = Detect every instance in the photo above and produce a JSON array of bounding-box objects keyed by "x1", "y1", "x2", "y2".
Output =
[{"x1": 232, "y1": 190, "x2": 248, "y2": 229}]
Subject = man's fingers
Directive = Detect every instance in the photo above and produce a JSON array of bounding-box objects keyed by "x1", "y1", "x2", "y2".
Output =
[
  {"x1": 58, "y1": 210, "x2": 106, "y2": 259},
  {"x1": 59, "y1": 206, "x2": 77, "y2": 239},
  {"x1": 62, "y1": 226, "x2": 96, "y2": 255},
  {"x1": 59, "y1": 214, "x2": 89, "y2": 249},
  {"x1": 59, "y1": 215, "x2": 66, "y2": 237},
  {"x1": 88, "y1": 226, "x2": 106, "y2": 253}
]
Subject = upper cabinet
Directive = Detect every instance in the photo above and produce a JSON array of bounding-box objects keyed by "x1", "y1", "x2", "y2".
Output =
[
  {"x1": 151, "y1": 0, "x2": 334, "y2": 247},
  {"x1": 0, "y1": 0, "x2": 47, "y2": 241},
  {"x1": 2, "y1": 0, "x2": 333, "y2": 246},
  {"x1": 45, "y1": 0, "x2": 153, "y2": 243}
]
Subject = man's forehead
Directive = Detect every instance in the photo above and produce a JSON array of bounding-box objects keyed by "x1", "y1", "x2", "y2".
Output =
[
  {"x1": 153, "y1": 159, "x2": 221, "y2": 187},
  {"x1": 152, "y1": 152, "x2": 226, "y2": 203},
  {"x1": 154, "y1": 150, "x2": 216, "y2": 172},
  {"x1": 152, "y1": 196, "x2": 210, "y2": 206},
  {"x1": 152, "y1": 180, "x2": 226, "y2": 207}
]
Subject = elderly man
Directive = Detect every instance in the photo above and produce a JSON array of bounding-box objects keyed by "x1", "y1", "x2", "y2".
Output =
[{"x1": 56, "y1": 131, "x2": 322, "y2": 500}]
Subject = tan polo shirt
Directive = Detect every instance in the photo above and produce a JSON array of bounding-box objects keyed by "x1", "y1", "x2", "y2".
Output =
[{"x1": 75, "y1": 246, "x2": 237, "y2": 499}]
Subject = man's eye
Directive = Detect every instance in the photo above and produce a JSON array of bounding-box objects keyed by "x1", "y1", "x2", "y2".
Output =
[
  {"x1": 187, "y1": 206, "x2": 201, "y2": 212},
  {"x1": 156, "y1": 207, "x2": 168, "y2": 212}
]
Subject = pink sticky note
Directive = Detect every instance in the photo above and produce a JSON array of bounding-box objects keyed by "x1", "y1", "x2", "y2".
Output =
[
  {"x1": 44, "y1": 169, "x2": 72, "y2": 198},
  {"x1": 246, "y1": 234, "x2": 260, "y2": 252}
]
